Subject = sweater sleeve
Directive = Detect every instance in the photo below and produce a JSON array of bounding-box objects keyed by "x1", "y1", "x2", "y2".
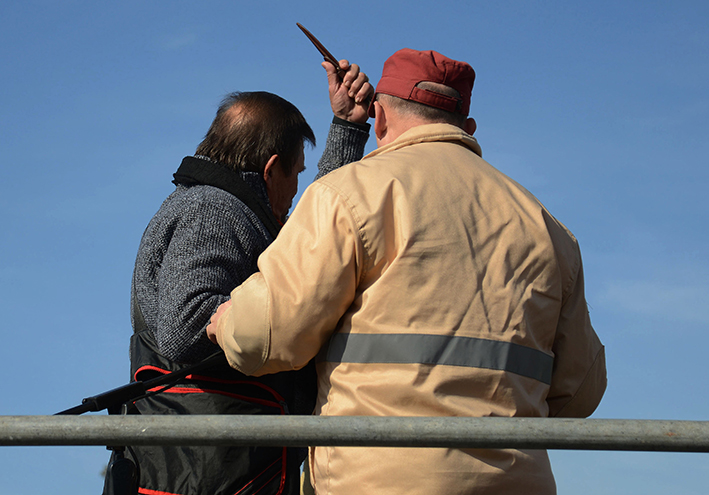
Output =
[
  {"x1": 139, "y1": 188, "x2": 271, "y2": 363},
  {"x1": 315, "y1": 117, "x2": 370, "y2": 180}
]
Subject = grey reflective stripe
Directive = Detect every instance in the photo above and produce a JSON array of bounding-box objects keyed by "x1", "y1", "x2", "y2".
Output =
[{"x1": 321, "y1": 333, "x2": 554, "y2": 385}]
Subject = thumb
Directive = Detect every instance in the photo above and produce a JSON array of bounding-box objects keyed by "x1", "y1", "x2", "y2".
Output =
[{"x1": 322, "y1": 61, "x2": 341, "y2": 87}]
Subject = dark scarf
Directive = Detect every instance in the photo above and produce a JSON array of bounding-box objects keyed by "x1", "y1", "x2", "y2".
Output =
[{"x1": 172, "y1": 156, "x2": 281, "y2": 239}]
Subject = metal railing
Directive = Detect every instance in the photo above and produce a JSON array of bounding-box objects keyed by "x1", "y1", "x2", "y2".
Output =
[{"x1": 2, "y1": 416, "x2": 709, "y2": 452}]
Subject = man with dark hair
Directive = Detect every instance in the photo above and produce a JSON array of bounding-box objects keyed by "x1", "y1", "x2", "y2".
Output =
[
  {"x1": 195, "y1": 91, "x2": 315, "y2": 180},
  {"x1": 208, "y1": 49, "x2": 606, "y2": 494},
  {"x1": 119, "y1": 60, "x2": 373, "y2": 495}
]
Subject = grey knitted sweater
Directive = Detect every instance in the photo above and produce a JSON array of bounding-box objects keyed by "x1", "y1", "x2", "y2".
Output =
[{"x1": 132, "y1": 119, "x2": 370, "y2": 363}]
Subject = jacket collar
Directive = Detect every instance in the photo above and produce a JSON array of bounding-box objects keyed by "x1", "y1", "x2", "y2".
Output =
[{"x1": 365, "y1": 123, "x2": 482, "y2": 160}]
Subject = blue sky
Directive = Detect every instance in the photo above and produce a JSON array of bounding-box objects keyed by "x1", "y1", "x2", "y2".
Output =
[{"x1": 1, "y1": 1, "x2": 707, "y2": 493}]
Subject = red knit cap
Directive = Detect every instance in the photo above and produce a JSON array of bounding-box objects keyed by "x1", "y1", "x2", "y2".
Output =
[{"x1": 368, "y1": 49, "x2": 475, "y2": 118}]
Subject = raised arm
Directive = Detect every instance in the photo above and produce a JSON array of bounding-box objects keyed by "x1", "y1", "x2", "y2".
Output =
[{"x1": 316, "y1": 59, "x2": 373, "y2": 179}]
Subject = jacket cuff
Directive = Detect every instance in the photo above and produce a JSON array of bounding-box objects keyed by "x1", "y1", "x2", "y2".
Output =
[{"x1": 549, "y1": 345, "x2": 607, "y2": 418}]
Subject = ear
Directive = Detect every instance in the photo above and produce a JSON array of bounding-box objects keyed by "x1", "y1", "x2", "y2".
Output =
[
  {"x1": 374, "y1": 101, "x2": 388, "y2": 142},
  {"x1": 463, "y1": 117, "x2": 477, "y2": 136},
  {"x1": 262, "y1": 154, "x2": 280, "y2": 190}
]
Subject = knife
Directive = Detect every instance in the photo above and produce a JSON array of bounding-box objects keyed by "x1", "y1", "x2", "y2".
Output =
[{"x1": 296, "y1": 22, "x2": 344, "y2": 78}]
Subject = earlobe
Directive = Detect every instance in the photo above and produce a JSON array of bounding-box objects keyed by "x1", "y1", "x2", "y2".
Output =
[
  {"x1": 464, "y1": 118, "x2": 477, "y2": 136},
  {"x1": 374, "y1": 102, "x2": 387, "y2": 141}
]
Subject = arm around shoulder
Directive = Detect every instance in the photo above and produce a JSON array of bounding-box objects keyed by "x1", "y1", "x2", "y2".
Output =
[{"x1": 209, "y1": 181, "x2": 364, "y2": 376}]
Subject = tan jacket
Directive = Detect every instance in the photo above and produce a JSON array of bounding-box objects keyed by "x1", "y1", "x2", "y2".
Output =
[{"x1": 214, "y1": 124, "x2": 607, "y2": 495}]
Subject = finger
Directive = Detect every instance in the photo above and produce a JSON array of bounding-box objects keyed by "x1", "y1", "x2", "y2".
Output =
[
  {"x1": 342, "y1": 63, "x2": 361, "y2": 88},
  {"x1": 206, "y1": 319, "x2": 218, "y2": 343},
  {"x1": 322, "y1": 61, "x2": 340, "y2": 76},
  {"x1": 338, "y1": 59, "x2": 351, "y2": 72},
  {"x1": 322, "y1": 61, "x2": 341, "y2": 87},
  {"x1": 354, "y1": 81, "x2": 374, "y2": 104},
  {"x1": 348, "y1": 74, "x2": 370, "y2": 102},
  {"x1": 213, "y1": 299, "x2": 231, "y2": 320},
  {"x1": 348, "y1": 70, "x2": 369, "y2": 96}
]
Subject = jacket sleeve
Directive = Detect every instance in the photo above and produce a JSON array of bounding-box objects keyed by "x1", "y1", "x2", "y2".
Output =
[
  {"x1": 546, "y1": 255, "x2": 607, "y2": 417},
  {"x1": 214, "y1": 181, "x2": 365, "y2": 376}
]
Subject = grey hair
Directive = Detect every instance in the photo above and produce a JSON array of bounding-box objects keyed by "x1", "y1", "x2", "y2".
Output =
[{"x1": 378, "y1": 82, "x2": 466, "y2": 127}]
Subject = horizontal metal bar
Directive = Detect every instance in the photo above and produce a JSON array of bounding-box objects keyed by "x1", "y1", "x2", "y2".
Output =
[{"x1": 1, "y1": 416, "x2": 708, "y2": 452}]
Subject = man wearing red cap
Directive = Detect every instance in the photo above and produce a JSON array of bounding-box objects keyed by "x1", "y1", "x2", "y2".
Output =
[{"x1": 208, "y1": 49, "x2": 606, "y2": 494}]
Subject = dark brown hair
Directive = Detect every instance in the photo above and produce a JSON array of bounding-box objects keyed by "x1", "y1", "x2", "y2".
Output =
[{"x1": 195, "y1": 91, "x2": 316, "y2": 176}]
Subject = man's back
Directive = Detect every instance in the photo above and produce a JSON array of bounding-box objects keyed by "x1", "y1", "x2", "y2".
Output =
[
  {"x1": 253, "y1": 123, "x2": 605, "y2": 494},
  {"x1": 133, "y1": 181, "x2": 271, "y2": 362}
]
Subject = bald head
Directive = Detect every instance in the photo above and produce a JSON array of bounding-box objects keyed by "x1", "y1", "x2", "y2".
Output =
[{"x1": 195, "y1": 91, "x2": 315, "y2": 176}]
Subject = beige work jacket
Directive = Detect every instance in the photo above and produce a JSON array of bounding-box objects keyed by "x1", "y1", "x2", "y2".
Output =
[{"x1": 214, "y1": 123, "x2": 607, "y2": 495}]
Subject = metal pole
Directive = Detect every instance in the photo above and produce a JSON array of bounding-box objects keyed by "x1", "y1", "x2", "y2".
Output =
[{"x1": 1, "y1": 416, "x2": 709, "y2": 452}]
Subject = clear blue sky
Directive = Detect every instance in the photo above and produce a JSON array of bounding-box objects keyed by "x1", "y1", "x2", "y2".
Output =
[{"x1": 1, "y1": 1, "x2": 707, "y2": 493}]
